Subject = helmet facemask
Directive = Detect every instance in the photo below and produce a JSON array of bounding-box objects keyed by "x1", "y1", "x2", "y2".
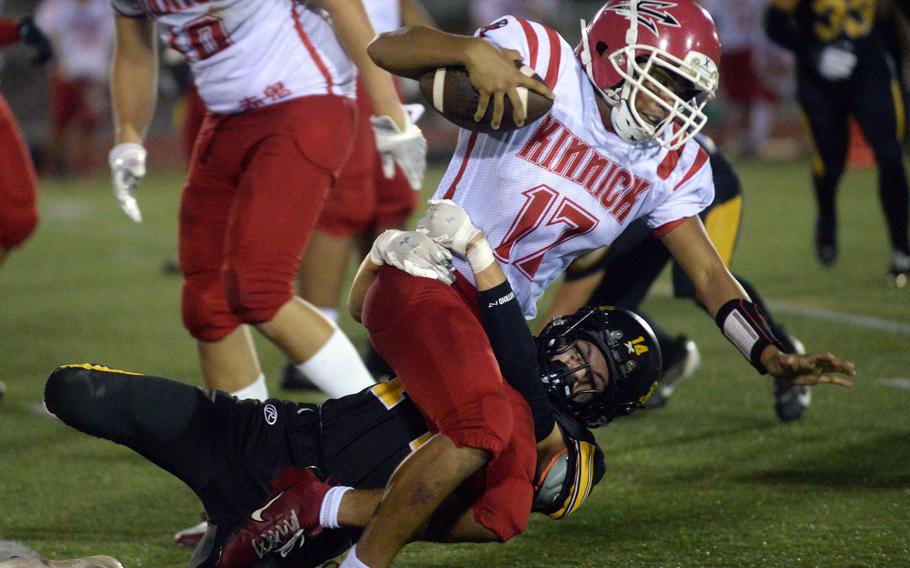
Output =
[
  {"x1": 537, "y1": 307, "x2": 661, "y2": 428},
  {"x1": 608, "y1": 46, "x2": 717, "y2": 150},
  {"x1": 577, "y1": 1, "x2": 720, "y2": 150}
]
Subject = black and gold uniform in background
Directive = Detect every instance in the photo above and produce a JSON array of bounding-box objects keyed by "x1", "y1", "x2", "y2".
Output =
[{"x1": 765, "y1": 0, "x2": 910, "y2": 286}]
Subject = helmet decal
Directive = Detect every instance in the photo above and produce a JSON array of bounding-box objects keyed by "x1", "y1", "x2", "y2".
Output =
[
  {"x1": 605, "y1": 1, "x2": 682, "y2": 37},
  {"x1": 575, "y1": 0, "x2": 721, "y2": 149}
]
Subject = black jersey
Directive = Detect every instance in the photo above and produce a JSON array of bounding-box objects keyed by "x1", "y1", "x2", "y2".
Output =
[
  {"x1": 766, "y1": 0, "x2": 886, "y2": 60},
  {"x1": 320, "y1": 379, "x2": 430, "y2": 489}
]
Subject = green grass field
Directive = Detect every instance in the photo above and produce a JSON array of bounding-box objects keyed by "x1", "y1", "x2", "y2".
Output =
[{"x1": 1, "y1": 160, "x2": 909, "y2": 567}]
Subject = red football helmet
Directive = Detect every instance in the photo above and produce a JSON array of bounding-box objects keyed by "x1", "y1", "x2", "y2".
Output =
[{"x1": 576, "y1": 1, "x2": 721, "y2": 149}]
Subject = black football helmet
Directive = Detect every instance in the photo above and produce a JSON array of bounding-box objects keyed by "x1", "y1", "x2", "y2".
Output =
[{"x1": 536, "y1": 306, "x2": 662, "y2": 427}]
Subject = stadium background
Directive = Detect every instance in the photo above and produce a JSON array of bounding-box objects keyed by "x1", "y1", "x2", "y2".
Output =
[{"x1": 1, "y1": 1, "x2": 909, "y2": 567}]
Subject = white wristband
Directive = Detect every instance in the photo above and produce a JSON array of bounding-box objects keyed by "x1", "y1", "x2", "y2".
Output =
[
  {"x1": 466, "y1": 239, "x2": 496, "y2": 273},
  {"x1": 319, "y1": 485, "x2": 353, "y2": 529}
]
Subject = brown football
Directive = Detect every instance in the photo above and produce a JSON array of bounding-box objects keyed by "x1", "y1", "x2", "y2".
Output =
[{"x1": 418, "y1": 63, "x2": 554, "y2": 133}]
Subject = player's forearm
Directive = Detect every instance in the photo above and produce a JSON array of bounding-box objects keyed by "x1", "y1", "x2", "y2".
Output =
[
  {"x1": 660, "y1": 217, "x2": 748, "y2": 317},
  {"x1": 321, "y1": 0, "x2": 406, "y2": 127},
  {"x1": 356, "y1": 434, "x2": 489, "y2": 567},
  {"x1": 368, "y1": 24, "x2": 485, "y2": 80},
  {"x1": 111, "y1": 18, "x2": 157, "y2": 145}
]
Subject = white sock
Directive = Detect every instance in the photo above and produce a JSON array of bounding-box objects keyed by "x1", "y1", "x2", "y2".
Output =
[
  {"x1": 230, "y1": 373, "x2": 268, "y2": 401},
  {"x1": 340, "y1": 545, "x2": 371, "y2": 568},
  {"x1": 295, "y1": 327, "x2": 375, "y2": 398},
  {"x1": 319, "y1": 307, "x2": 340, "y2": 323},
  {"x1": 319, "y1": 485, "x2": 353, "y2": 529}
]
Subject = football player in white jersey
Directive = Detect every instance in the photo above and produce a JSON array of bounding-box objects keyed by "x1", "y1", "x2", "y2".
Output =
[
  {"x1": 320, "y1": 2, "x2": 855, "y2": 567},
  {"x1": 106, "y1": 1, "x2": 426, "y2": 408}
]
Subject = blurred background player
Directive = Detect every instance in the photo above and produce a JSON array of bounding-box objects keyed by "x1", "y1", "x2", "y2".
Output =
[
  {"x1": 765, "y1": 0, "x2": 910, "y2": 286},
  {"x1": 543, "y1": 134, "x2": 811, "y2": 422},
  {"x1": 106, "y1": 0, "x2": 426, "y2": 412},
  {"x1": 0, "y1": 14, "x2": 46, "y2": 272},
  {"x1": 286, "y1": 0, "x2": 435, "y2": 389},
  {"x1": 700, "y1": 0, "x2": 780, "y2": 158},
  {"x1": 35, "y1": 0, "x2": 112, "y2": 177},
  {"x1": 469, "y1": 0, "x2": 561, "y2": 30}
]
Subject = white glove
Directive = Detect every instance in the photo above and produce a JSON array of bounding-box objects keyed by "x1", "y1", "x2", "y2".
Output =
[
  {"x1": 415, "y1": 199, "x2": 481, "y2": 256},
  {"x1": 369, "y1": 229, "x2": 455, "y2": 285},
  {"x1": 371, "y1": 104, "x2": 427, "y2": 191},
  {"x1": 817, "y1": 45, "x2": 857, "y2": 81},
  {"x1": 108, "y1": 143, "x2": 147, "y2": 223}
]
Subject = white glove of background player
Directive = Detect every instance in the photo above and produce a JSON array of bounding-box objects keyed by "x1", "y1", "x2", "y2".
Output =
[
  {"x1": 816, "y1": 45, "x2": 857, "y2": 81},
  {"x1": 369, "y1": 229, "x2": 455, "y2": 285},
  {"x1": 372, "y1": 103, "x2": 427, "y2": 191},
  {"x1": 108, "y1": 143, "x2": 147, "y2": 223},
  {"x1": 416, "y1": 199, "x2": 481, "y2": 256}
]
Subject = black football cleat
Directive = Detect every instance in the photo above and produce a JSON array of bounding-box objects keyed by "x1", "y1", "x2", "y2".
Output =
[
  {"x1": 888, "y1": 251, "x2": 910, "y2": 288},
  {"x1": 644, "y1": 336, "x2": 700, "y2": 409},
  {"x1": 773, "y1": 335, "x2": 811, "y2": 422},
  {"x1": 814, "y1": 219, "x2": 837, "y2": 266},
  {"x1": 0, "y1": 379, "x2": 6, "y2": 401}
]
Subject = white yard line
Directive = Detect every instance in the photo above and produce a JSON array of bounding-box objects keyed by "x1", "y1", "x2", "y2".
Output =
[{"x1": 767, "y1": 301, "x2": 910, "y2": 336}]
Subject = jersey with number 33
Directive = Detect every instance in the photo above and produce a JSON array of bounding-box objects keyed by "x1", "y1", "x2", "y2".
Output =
[
  {"x1": 437, "y1": 16, "x2": 715, "y2": 317},
  {"x1": 110, "y1": 0, "x2": 356, "y2": 113}
]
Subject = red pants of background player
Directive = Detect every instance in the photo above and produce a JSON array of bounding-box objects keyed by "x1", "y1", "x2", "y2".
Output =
[
  {"x1": 179, "y1": 95, "x2": 356, "y2": 341},
  {"x1": 362, "y1": 267, "x2": 536, "y2": 541},
  {"x1": 0, "y1": 94, "x2": 39, "y2": 250},
  {"x1": 50, "y1": 73, "x2": 105, "y2": 135},
  {"x1": 317, "y1": 78, "x2": 416, "y2": 236}
]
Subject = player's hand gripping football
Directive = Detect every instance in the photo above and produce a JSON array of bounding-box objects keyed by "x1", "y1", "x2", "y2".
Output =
[
  {"x1": 372, "y1": 103, "x2": 427, "y2": 191},
  {"x1": 463, "y1": 39, "x2": 555, "y2": 130},
  {"x1": 108, "y1": 143, "x2": 147, "y2": 223},
  {"x1": 761, "y1": 347, "x2": 855, "y2": 388},
  {"x1": 370, "y1": 229, "x2": 455, "y2": 285}
]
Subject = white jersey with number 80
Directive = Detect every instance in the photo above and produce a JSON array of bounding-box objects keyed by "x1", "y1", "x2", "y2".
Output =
[{"x1": 111, "y1": 0, "x2": 356, "y2": 113}]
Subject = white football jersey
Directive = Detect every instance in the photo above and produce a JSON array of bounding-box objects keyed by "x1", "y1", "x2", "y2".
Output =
[
  {"x1": 111, "y1": 0, "x2": 356, "y2": 113},
  {"x1": 364, "y1": 0, "x2": 400, "y2": 35},
  {"x1": 436, "y1": 16, "x2": 715, "y2": 318}
]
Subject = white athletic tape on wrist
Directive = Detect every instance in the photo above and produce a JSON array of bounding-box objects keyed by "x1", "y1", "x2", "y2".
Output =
[
  {"x1": 467, "y1": 239, "x2": 496, "y2": 273},
  {"x1": 319, "y1": 485, "x2": 353, "y2": 529}
]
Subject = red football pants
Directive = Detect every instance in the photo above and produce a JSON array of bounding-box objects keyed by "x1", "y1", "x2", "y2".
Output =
[{"x1": 180, "y1": 95, "x2": 356, "y2": 341}]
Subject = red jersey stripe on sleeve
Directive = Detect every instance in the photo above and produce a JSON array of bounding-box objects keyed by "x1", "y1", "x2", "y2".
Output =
[
  {"x1": 542, "y1": 26, "x2": 561, "y2": 88},
  {"x1": 443, "y1": 132, "x2": 480, "y2": 200},
  {"x1": 672, "y1": 147, "x2": 709, "y2": 192},
  {"x1": 516, "y1": 18, "x2": 539, "y2": 68},
  {"x1": 290, "y1": 1, "x2": 334, "y2": 93},
  {"x1": 651, "y1": 217, "x2": 688, "y2": 238}
]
